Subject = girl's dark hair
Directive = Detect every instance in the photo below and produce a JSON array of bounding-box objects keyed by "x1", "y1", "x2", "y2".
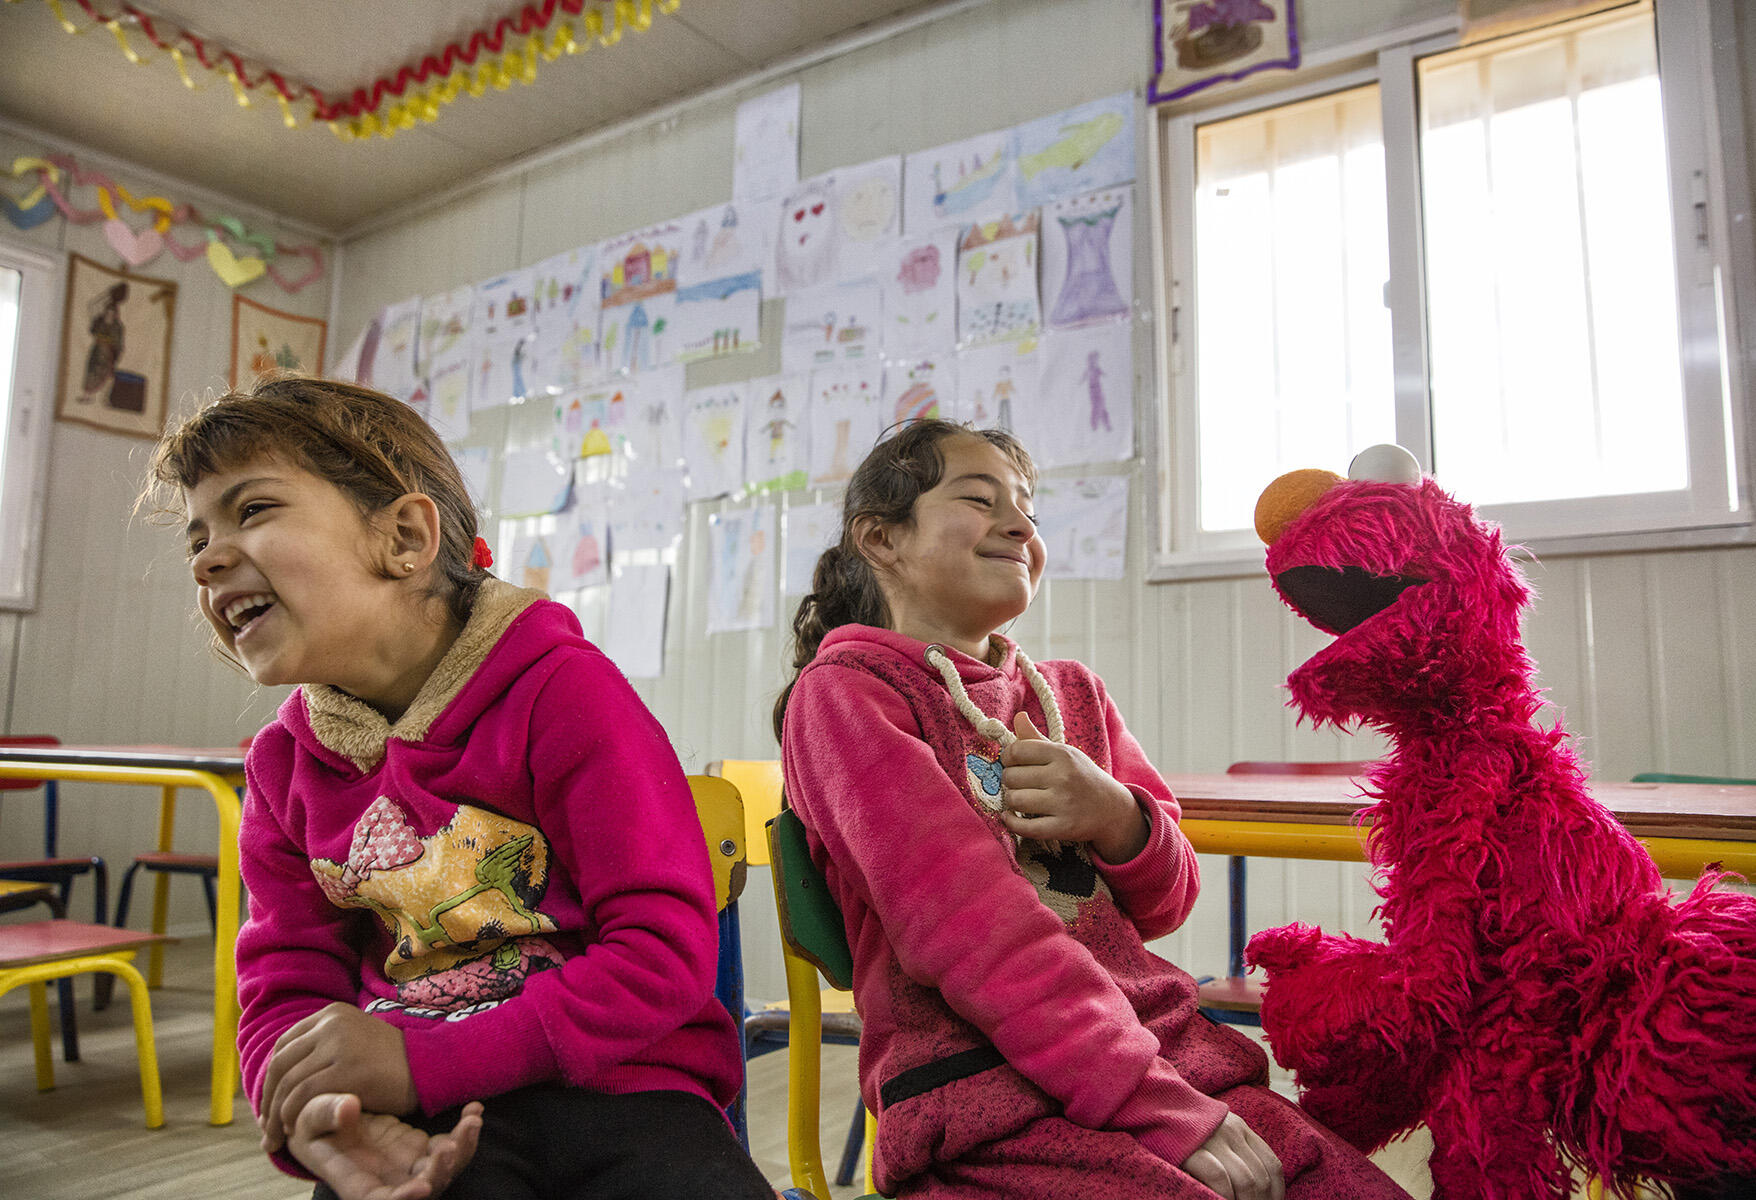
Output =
[
  {"x1": 772, "y1": 419, "x2": 1036, "y2": 744},
  {"x1": 145, "y1": 372, "x2": 485, "y2": 626}
]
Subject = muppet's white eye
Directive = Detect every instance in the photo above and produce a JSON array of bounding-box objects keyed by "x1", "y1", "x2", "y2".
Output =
[{"x1": 1348, "y1": 444, "x2": 1422, "y2": 485}]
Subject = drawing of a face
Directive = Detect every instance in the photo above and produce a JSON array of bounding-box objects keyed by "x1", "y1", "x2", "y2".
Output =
[
  {"x1": 839, "y1": 174, "x2": 897, "y2": 243},
  {"x1": 778, "y1": 180, "x2": 836, "y2": 290},
  {"x1": 897, "y1": 244, "x2": 942, "y2": 294}
]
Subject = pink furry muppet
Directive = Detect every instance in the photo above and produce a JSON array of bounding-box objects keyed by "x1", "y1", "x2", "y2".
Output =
[{"x1": 1243, "y1": 445, "x2": 1756, "y2": 1200}]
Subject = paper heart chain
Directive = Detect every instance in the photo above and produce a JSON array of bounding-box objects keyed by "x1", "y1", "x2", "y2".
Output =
[
  {"x1": 19, "y1": 0, "x2": 681, "y2": 141},
  {"x1": 5, "y1": 154, "x2": 326, "y2": 292},
  {"x1": 1, "y1": 159, "x2": 57, "y2": 230}
]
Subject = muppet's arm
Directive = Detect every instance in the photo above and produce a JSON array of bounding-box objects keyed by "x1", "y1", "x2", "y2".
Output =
[{"x1": 1246, "y1": 923, "x2": 1449, "y2": 1151}]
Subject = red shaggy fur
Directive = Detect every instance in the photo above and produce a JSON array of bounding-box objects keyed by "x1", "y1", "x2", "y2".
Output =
[{"x1": 1244, "y1": 478, "x2": 1756, "y2": 1200}]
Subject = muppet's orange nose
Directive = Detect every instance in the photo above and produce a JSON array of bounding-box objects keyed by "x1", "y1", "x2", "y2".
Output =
[{"x1": 1254, "y1": 468, "x2": 1341, "y2": 546}]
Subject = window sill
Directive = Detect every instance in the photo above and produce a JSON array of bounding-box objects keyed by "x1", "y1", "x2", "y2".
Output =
[{"x1": 1147, "y1": 517, "x2": 1756, "y2": 584}]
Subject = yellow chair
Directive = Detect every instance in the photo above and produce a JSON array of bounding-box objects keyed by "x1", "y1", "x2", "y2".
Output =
[
  {"x1": 711, "y1": 760, "x2": 867, "y2": 1185},
  {"x1": 687, "y1": 774, "x2": 751, "y2": 1144},
  {"x1": 767, "y1": 805, "x2": 888, "y2": 1199},
  {"x1": 0, "y1": 919, "x2": 169, "y2": 1127}
]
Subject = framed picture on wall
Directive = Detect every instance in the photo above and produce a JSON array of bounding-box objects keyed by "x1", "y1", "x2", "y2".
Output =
[
  {"x1": 55, "y1": 252, "x2": 177, "y2": 439},
  {"x1": 1148, "y1": 0, "x2": 1301, "y2": 105},
  {"x1": 230, "y1": 294, "x2": 328, "y2": 387}
]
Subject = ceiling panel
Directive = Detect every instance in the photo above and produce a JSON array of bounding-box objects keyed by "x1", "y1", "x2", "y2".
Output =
[{"x1": 0, "y1": 0, "x2": 952, "y2": 235}]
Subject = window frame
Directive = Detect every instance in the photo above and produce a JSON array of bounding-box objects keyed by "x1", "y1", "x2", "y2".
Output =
[
  {"x1": 0, "y1": 238, "x2": 62, "y2": 613},
  {"x1": 1147, "y1": 1, "x2": 1754, "y2": 581}
]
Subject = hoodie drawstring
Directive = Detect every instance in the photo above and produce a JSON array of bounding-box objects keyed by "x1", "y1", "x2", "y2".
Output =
[{"x1": 923, "y1": 643, "x2": 1064, "y2": 747}]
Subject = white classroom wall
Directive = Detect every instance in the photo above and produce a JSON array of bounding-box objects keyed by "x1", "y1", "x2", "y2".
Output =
[
  {"x1": 0, "y1": 120, "x2": 326, "y2": 931},
  {"x1": 1, "y1": 0, "x2": 1753, "y2": 1005}
]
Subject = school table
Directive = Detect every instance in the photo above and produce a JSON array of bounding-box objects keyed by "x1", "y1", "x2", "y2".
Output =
[
  {"x1": 1164, "y1": 772, "x2": 1756, "y2": 879},
  {"x1": 0, "y1": 743, "x2": 246, "y2": 1125}
]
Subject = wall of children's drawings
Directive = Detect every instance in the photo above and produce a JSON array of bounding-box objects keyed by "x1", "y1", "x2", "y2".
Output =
[{"x1": 337, "y1": 86, "x2": 1143, "y2": 683}]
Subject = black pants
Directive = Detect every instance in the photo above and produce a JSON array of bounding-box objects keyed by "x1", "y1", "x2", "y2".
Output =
[{"x1": 311, "y1": 1086, "x2": 774, "y2": 1200}]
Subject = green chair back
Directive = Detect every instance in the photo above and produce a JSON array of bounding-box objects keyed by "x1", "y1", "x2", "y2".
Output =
[{"x1": 766, "y1": 807, "x2": 854, "y2": 992}]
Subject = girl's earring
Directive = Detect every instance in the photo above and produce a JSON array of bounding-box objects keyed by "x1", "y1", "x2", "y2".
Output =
[{"x1": 401, "y1": 562, "x2": 415, "y2": 573}]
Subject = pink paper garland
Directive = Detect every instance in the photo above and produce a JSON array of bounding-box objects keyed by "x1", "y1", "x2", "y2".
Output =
[{"x1": 31, "y1": 155, "x2": 326, "y2": 292}]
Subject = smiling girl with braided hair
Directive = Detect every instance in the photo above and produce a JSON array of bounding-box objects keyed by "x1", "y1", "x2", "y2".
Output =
[{"x1": 775, "y1": 419, "x2": 1411, "y2": 1200}]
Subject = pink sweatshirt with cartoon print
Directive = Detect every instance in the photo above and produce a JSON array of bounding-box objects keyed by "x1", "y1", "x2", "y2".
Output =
[
  {"x1": 782, "y1": 625, "x2": 1269, "y2": 1195},
  {"x1": 235, "y1": 580, "x2": 740, "y2": 1176}
]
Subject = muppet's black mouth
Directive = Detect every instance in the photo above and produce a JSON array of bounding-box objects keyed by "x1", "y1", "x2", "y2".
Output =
[{"x1": 1274, "y1": 565, "x2": 1426, "y2": 635}]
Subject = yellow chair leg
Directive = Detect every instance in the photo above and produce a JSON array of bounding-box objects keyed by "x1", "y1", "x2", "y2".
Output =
[
  {"x1": 2, "y1": 951, "x2": 163, "y2": 1128},
  {"x1": 783, "y1": 949, "x2": 831, "y2": 1200},
  {"x1": 29, "y1": 979, "x2": 53, "y2": 1091},
  {"x1": 112, "y1": 955, "x2": 164, "y2": 1129},
  {"x1": 865, "y1": 1106, "x2": 879, "y2": 1195},
  {"x1": 147, "y1": 786, "x2": 178, "y2": 987}
]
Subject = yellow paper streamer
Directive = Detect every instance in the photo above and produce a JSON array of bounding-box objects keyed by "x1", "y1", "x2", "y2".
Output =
[
  {"x1": 17, "y1": 0, "x2": 681, "y2": 142},
  {"x1": 107, "y1": 19, "x2": 144, "y2": 64},
  {"x1": 42, "y1": 0, "x2": 78, "y2": 35},
  {"x1": 168, "y1": 45, "x2": 198, "y2": 89}
]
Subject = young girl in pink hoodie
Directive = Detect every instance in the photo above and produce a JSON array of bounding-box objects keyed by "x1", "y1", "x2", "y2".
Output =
[
  {"x1": 776, "y1": 419, "x2": 1412, "y2": 1200},
  {"x1": 151, "y1": 375, "x2": 772, "y2": 1200}
]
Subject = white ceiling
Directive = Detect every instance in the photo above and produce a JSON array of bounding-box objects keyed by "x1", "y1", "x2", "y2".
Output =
[{"x1": 0, "y1": 0, "x2": 949, "y2": 236}]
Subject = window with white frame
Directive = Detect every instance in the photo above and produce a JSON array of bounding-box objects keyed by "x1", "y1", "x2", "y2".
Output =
[
  {"x1": 0, "y1": 239, "x2": 60, "y2": 611},
  {"x1": 1154, "y1": 1, "x2": 1749, "y2": 570}
]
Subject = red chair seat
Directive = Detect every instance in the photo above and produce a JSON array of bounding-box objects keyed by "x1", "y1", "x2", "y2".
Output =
[
  {"x1": 126, "y1": 851, "x2": 218, "y2": 870},
  {"x1": 1195, "y1": 976, "x2": 1264, "y2": 1013},
  {"x1": 0, "y1": 920, "x2": 169, "y2": 968}
]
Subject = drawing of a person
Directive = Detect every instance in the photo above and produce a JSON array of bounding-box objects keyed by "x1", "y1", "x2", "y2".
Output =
[
  {"x1": 991, "y1": 367, "x2": 1016, "y2": 432},
  {"x1": 511, "y1": 337, "x2": 530, "y2": 400},
  {"x1": 624, "y1": 303, "x2": 649, "y2": 372},
  {"x1": 1081, "y1": 349, "x2": 1111, "y2": 431},
  {"x1": 762, "y1": 389, "x2": 793, "y2": 465},
  {"x1": 79, "y1": 281, "x2": 128, "y2": 404},
  {"x1": 760, "y1": 417, "x2": 793, "y2": 467}
]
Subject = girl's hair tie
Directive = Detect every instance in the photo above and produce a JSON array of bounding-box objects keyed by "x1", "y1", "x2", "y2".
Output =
[{"x1": 471, "y1": 536, "x2": 494, "y2": 570}]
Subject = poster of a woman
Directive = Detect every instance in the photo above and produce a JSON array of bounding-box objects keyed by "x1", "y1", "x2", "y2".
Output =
[{"x1": 56, "y1": 253, "x2": 176, "y2": 438}]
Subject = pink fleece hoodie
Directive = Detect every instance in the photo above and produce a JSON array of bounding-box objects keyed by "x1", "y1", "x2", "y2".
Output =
[
  {"x1": 782, "y1": 626, "x2": 1269, "y2": 1194},
  {"x1": 235, "y1": 580, "x2": 740, "y2": 1177}
]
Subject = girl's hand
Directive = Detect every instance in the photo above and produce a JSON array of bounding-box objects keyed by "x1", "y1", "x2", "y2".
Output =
[
  {"x1": 1000, "y1": 713, "x2": 1150, "y2": 862},
  {"x1": 260, "y1": 1003, "x2": 419, "y2": 1153},
  {"x1": 1182, "y1": 1112, "x2": 1285, "y2": 1200},
  {"x1": 289, "y1": 1093, "x2": 483, "y2": 1200}
]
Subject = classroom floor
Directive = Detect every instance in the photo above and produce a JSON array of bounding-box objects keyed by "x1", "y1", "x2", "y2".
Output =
[
  {"x1": 0, "y1": 935, "x2": 877, "y2": 1199},
  {"x1": 0, "y1": 935, "x2": 1626, "y2": 1200}
]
